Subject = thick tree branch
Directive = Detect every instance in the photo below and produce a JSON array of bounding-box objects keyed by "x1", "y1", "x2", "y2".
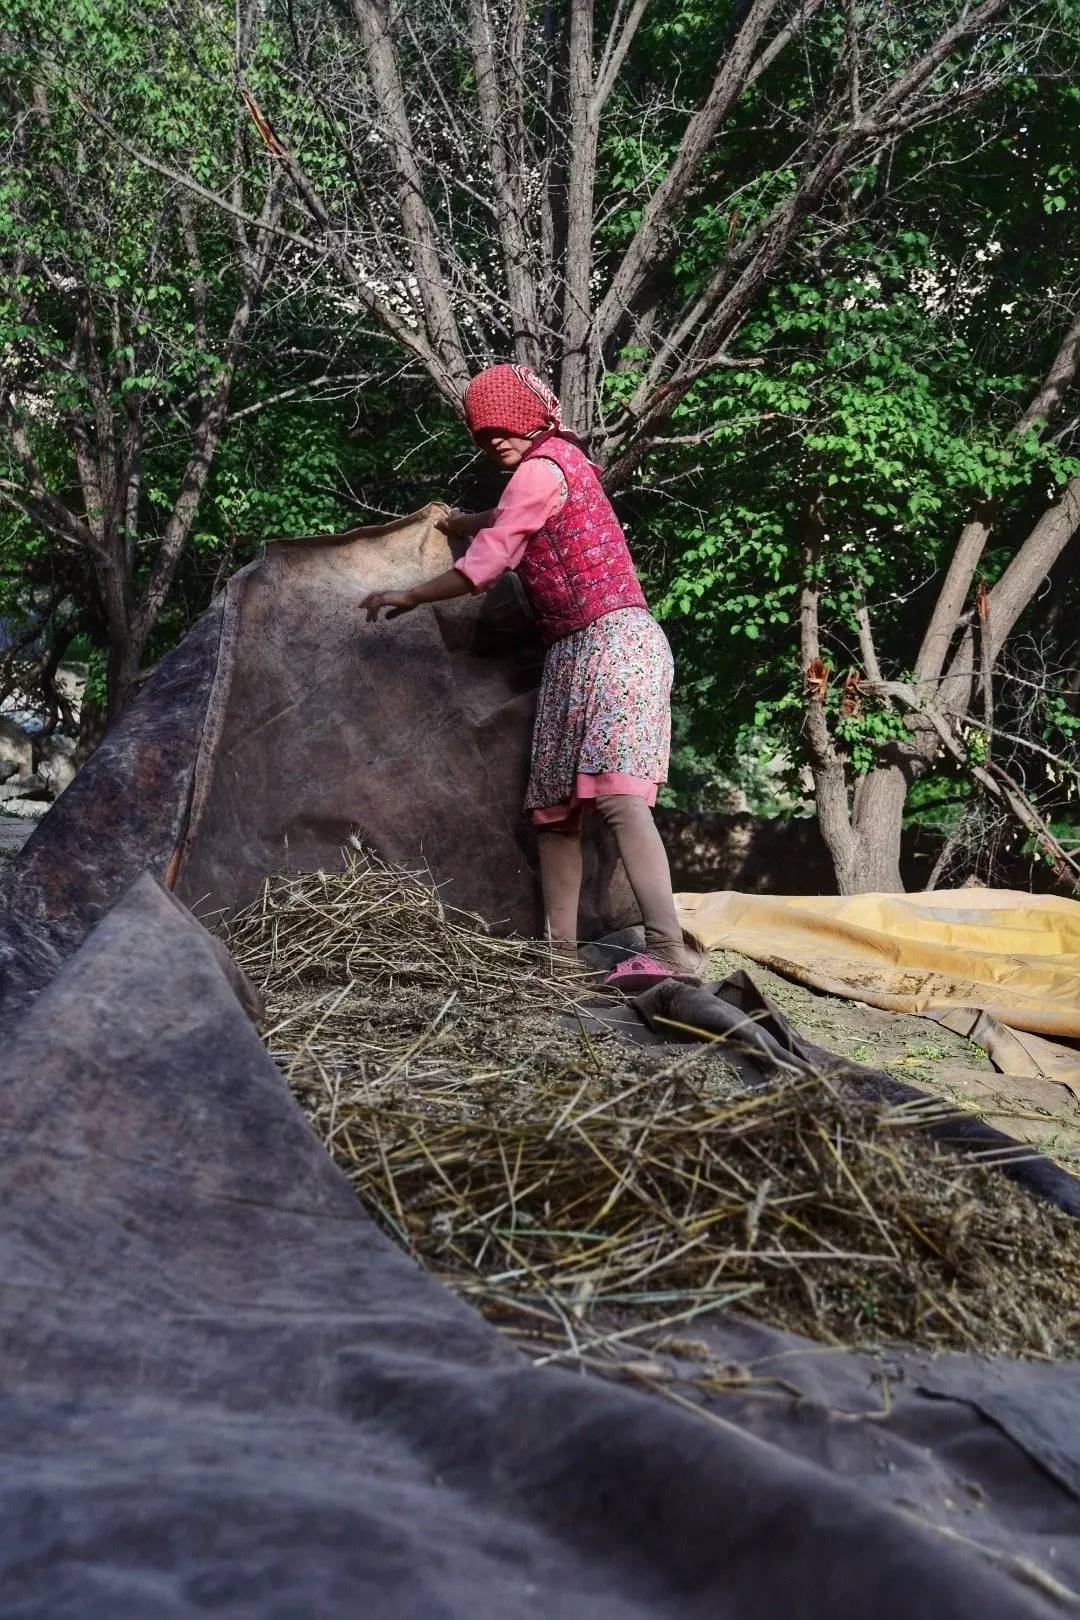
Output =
[
  {"x1": 593, "y1": 0, "x2": 651, "y2": 114},
  {"x1": 0, "y1": 394, "x2": 110, "y2": 564},
  {"x1": 131, "y1": 178, "x2": 284, "y2": 650},
  {"x1": 871, "y1": 677, "x2": 1080, "y2": 890},
  {"x1": 74, "y1": 281, "x2": 117, "y2": 516},
  {"x1": 985, "y1": 476, "x2": 1080, "y2": 665},
  {"x1": 346, "y1": 0, "x2": 469, "y2": 384},
  {"x1": 559, "y1": 0, "x2": 598, "y2": 428},
  {"x1": 467, "y1": 0, "x2": 541, "y2": 365},
  {"x1": 603, "y1": 0, "x2": 1015, "y2": 486},
  {"x1": 855, "y1": 599, "x2": 885, "y2": 688},
  {"x1": 916, "y1": 309, "x2": 1080, "y2": 683},
  {"x1": 75, "y1": 93, "x2": 455, "y2": 402},
  {"x1": 800, "y1": 500, "x2": 860, "y2": 881},
  {"x1": 595, "y1": 0, "x2": 819, "y2": 353}
]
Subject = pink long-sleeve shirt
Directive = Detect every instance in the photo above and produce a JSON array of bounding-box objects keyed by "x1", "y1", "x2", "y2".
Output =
[
  {"x1": 454, "y1": 453, "x2": 660, "y2": 824},
  {"x1": 454, "y1": 458, "x2": 566, "y2": 591}
]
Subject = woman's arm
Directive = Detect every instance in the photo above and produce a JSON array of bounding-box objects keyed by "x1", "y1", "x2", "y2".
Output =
[
  {"x1": 359, "y1": 568, "x2": 471, "y2": 622},
  {"x1": 359, "y1": 465, "x2": 561, "y2": 622},
  {"x1": 454, "y1": 461, "x2": 564, "y2": 591},
  {"x1": 437, "y1": 509, "x2": 495, "y2": 540}
]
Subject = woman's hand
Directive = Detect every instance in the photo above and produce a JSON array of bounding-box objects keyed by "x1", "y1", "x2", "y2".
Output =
[
  {"x1": 358, "y1": 590, "x2": 418, "y2": 622},
  {"x1": 436, "y1": 509, "x2": 490, "y2": 540},
  {"x1": 360, "y1": 568, "x2": 473, "y2": 622}
]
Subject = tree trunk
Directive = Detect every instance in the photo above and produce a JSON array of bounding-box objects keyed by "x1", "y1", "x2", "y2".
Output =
[
  {"x1": 76, "y1": 695, "x2": 109, "y2": 765},
  {"x1": 97, "y1": 559, "x2": 140, "y2": 726},
  {"x1": 106, "y1": 632, "x2": 141, "y2": 725},
  {"x1": 813, "y1": 789, "x2": 863, "y2": 895},
  {"x1": 847, "y1": 764, "x2": 907, "y2": 893},
  {"x1": 811, "y1": 765, "x2": 907, "y2": 894}
]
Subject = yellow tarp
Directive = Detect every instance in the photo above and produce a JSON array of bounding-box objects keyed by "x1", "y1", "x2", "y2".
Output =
[{"x1": 676, "y1": 887, "x2": 1080, "y2": 1042}]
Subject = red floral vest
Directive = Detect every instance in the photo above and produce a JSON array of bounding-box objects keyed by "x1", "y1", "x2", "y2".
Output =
[{"x1": 515, "y1": 437, "x2": 648, "y2": 646}]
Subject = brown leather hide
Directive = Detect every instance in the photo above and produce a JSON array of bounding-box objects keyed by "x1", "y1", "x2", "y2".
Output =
[
  {"x1": 175, "y1": 506, "x2": 633, "y2": 935},
  {"x1": 0, "y1": 508, "x2": 635, "y2": 1018}
]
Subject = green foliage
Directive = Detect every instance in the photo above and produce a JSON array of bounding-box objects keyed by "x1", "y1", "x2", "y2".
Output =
[
  {"x1": 82, "y1": 650, "x2": 108, "y2": 712},
  {"x1": 0, "y1": 0, "x2": 273, "y2": 676},
  {"x1": 619, "y1": 50, "x2": 1080, "y2": 809},
  {"x1": 904, "y1": 774, "x2": 972, "y2": 833},
  {"x1": 1, "y1": 0, "x2": 1076, "y2": 841},
  {"x1": 834, "y1": 706, "x2": 913, "y2": 779}
]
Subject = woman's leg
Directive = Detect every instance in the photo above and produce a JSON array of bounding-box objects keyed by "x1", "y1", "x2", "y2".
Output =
[
  {"x1": 595, "y1": 794, "x2": 698, "y2": 973},
  {"x1": 536, "y1": 826, "x2": 584, "y2": 943}
]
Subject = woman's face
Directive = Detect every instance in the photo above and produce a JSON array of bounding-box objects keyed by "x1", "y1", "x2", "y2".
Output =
[{"x1": 474, "y1": 429, "x2": 534, "y2": 469}]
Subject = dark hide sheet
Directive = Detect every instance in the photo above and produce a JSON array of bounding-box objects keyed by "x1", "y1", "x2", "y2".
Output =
[
  {"x1": 0, "y1": 875, "x2": 1076, "y2": 1618},
  {"x1": 0, "y1": 600, "x2": 225, "y2": 1024},
  {"x1": 176, "y1": 512, "x2": 543, "y2": 933}
]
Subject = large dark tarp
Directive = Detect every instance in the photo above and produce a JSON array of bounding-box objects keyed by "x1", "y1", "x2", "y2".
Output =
[
  {"x1": 1, "y1": 873, "x2": 1077, "y2": 1618},
  {"x1": 0, "y1": 599, "x2": 225, "y2": 1024},
  {"x1": 2, "y1": 515, "x2": 1078, "y2": 1614}
]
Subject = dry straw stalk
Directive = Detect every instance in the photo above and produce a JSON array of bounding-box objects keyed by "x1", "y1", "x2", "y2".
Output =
[{"x1": 226, "y1": 853, "x2": 1080, "y2": 1366}]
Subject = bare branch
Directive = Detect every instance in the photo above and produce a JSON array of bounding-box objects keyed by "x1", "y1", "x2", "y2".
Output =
[
  {"x1": 74, "y1": 93, "x2": 457, "y2": 402},
  {"x1": 227, "y1": 371, "x2": 382, "y2": 424},
  {"x1": 593, "y1": 0, "x2": 651, "y2": 114},
  {"x1": 800, "y1": 497, "x2": 860, "y2": 880},
  {"x1": 855, "y1": 600, "x2": 884, "y2": 688},
  {"x1": 345, "y1": 0, "x2": 469, "y2": 384},
  {"x1": 0, "y1": 393, "x2": 109, "y2": 564},
  {"x1": 871, "y1": 677, "x2": 1080, "y2": 891},
  {"x1": 595, "y1": 0, "x2": 820, "y2": 354},
  {"x1": 131, "y1": 176, "x2": 285, "y2": 648},
  {"x1": 985, "y1": 477, "x2": 1080, "y2": 666},
  {"x1": 467, "y1": 0, "x2": 541, "y2": 364},
  {"x1": 560, "y1": 0, "x2": 599, "y2": 427},
  {"x1": 603, "y1": 0, "x2": 1017, "y2": 484}
]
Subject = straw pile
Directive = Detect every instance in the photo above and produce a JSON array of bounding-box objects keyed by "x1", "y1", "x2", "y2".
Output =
[{"x1": 226, "y1": 852, "x2": 1080, "y2": 1364}]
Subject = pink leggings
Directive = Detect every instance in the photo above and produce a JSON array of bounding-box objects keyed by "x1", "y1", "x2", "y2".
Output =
[{"x1": 536, "y1": 794, "x2": 694, "y2": 971}]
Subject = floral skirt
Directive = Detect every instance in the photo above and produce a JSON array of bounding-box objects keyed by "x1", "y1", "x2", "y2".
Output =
[{"x1": 525, "y1": 608, "x2": 673, "y2": 827}]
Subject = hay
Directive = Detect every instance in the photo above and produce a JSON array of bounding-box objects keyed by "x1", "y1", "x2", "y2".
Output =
[{"x1": 226, "y1": 852, "x2": 1080, "y2": 1365}]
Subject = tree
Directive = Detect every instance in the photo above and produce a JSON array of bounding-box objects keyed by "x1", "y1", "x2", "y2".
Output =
[
  {"x1": 801, "y1": 314, "x2": 1080, "y2": 892},
  {"x1": 628, "y1": 24, "x2": 1080, "y2": 892},
  {"x1": 103, "y1": 0, "x2": 1075, "y2": 881},
  {"x1": 86, "y1": 0, "x2": 1049, "y2": 472},
  {"x1": 8, "y1": 0, "x2": 1076, "y2": 896},
  {"x1": 0, "y1": 0, "x2": 284, "y2": 720}
]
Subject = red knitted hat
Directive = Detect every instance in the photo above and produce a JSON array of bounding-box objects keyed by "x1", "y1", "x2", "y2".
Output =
[{"x1": 463, "y1": 363, "x2": 563, "y2": 439}]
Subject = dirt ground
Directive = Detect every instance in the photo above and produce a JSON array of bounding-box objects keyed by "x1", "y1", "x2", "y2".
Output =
[
  {"x1": 0, "y1": 815, "x2": 35, "y2": 862},
  {"x1": 707, "y1": 945, "x2": 1080, "y2": 1177}
]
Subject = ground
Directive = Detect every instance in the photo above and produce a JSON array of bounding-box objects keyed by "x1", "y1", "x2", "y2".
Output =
[
  {"x1": 706, "y1": 944, "x2": 993, "y2": 1076},
  {"x1": 0, "y1": 814, "x2": 34, "y2": 862},
  {"x1": 3, "y1": 810, "x2": 1075, "y2": 1173},
  {"x1": 707, "y1": 945, "x2": 1080, "y2": 1176}
]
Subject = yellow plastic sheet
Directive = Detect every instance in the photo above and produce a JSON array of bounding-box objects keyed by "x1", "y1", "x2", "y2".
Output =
[{"x1": 675, "y1": 887, "x2": 1080, "y2": 1041}]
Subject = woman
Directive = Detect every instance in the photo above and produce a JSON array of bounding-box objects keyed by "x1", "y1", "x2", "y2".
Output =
[{"x1": 359, "y1": 363, "x2": 697, "y2": 978}]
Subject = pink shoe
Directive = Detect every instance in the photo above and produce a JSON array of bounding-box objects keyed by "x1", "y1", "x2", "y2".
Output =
[{"x1": 602, "y1": 953, "x2": 680, "y2": 992}]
